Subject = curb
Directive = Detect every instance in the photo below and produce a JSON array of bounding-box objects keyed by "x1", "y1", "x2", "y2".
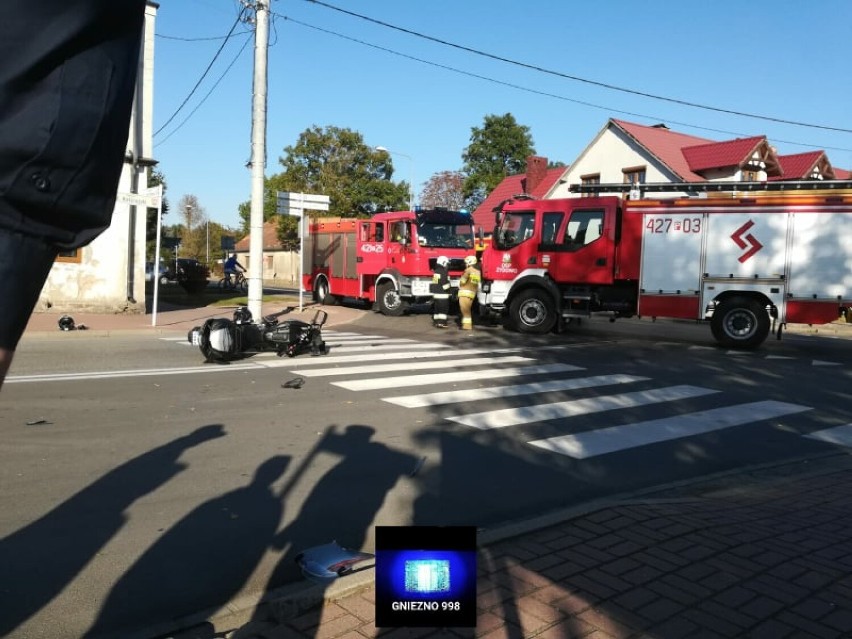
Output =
[{"x1": 141, "y1": 450, "x2": 852, "y2": 638}]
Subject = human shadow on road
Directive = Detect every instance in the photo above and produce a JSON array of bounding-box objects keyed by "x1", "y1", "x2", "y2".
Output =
[
  {"x1": 0, "y1": 424, "x2": 225, "y2": 638},
  {"x1": 255, "y1": 424, "x2": 416, "y2": 627},
  {"x1": 84, "y1": 455, "x2": 291, "y2": 639}
]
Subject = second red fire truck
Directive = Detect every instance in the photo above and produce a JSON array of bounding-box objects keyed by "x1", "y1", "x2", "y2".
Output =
[
  {"x1": 303, "y1": 208, "x2": 475, "y2": 316},
  {"x1": 477, "y1": 181, "x2": 852, "y2": 348}
]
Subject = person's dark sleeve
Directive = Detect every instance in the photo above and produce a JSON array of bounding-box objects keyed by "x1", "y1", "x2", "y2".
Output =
[{"x1": 0, "y1": 0, "x2": 147, "y2": 249}]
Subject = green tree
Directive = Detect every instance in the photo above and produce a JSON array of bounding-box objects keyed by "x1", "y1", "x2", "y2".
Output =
[
  {"x1": 461, "y1": 113, "x2": 535, "y2": 211},
  {"x1": 239, "y1": 125, "x2": 410, "y2": 232}
]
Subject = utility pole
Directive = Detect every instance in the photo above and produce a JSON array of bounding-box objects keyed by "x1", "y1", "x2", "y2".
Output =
[{"x1": 247, "y1": 1, "x2": 269, "y2": 322}]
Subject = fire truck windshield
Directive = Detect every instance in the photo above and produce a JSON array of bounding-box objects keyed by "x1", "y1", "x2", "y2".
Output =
[
  {"x1": 495, "y1": 210, "x2": 535, "y2": 249},
  {"x1": 416, "y1": 222, "x2": 474, "y2": 249}
]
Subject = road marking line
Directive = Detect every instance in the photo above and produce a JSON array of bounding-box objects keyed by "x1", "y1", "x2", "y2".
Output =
[
  {"x1": 805, "y1": 423, "x2": 852, "y2": 446},
  {"x1": 447, "y1": 385, "x2": 719, "y2": 430},
  {"x1": 296, "y1": 355, "x2": 533, "y2": 378},
  {"x1": 287, "y1": 347, "x2": 524, "y2": 368},
  {"x1": 325, "y1": 336, "x2": 417, "y2": 343},
  {"x1": 529, "y1": 400, "x2": 812, "y2": 459},
  {"x1": 326, "y1": 342, "x2": 449, "y2": 353},
  {"x1": 383, "y1": 374, "x2": 646, "y2": 408},
  {"x1": 6, "y1": 363, "x2": 263, "y2": 383},
  {"x1": 333, "y1": 363, "x2": 575, "y2": 391},
  {"x1": 812, "y1": 360, "x2": 841, "y2": 366}
]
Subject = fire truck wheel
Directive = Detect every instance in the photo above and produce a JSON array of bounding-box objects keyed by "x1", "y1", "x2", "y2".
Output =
[
  {"x1": 377, "y1": 282, "x2": 408, "y2": 316},
  {"x1": 314, "y1": 277, "x2": 338, "y2": 306},
  {"x1": 509, "y1": 289, "x2": 556, "y2": 334},
  {"x1": 710, "y1": 296, "x2": 770, "y2": 349}
]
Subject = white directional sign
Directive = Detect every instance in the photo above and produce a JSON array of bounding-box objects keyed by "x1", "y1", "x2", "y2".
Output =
[
  {"x1": 275, "y1": 191, "x2": 330, "y2": 312},
  {"x1": 117, "y1": 186, "x2": 162, "y2": 208},
  {"x1": 276, "y1": 191, "x2": 330, "y2": 214}
]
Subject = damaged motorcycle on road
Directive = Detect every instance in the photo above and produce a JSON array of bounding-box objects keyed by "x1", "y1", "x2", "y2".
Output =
[{"x1": 188, "y1": 306, "x2": 329, "y2": 362}]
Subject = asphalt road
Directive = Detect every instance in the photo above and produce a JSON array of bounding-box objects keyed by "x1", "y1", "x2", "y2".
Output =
[{"x1": 2, "y1": 311, "x2": 851, "y2": 638}]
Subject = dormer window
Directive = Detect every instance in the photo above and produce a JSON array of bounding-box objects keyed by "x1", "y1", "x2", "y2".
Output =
[{"x1": 623, "y1": 166, "x2": 646, "y2": 185}]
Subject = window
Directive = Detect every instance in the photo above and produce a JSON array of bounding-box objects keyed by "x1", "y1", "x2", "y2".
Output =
[
  {"x1": 541, "y1": 212, "x2": 564, "y2": 245},
  {"x1": 742, "y1": 169, "x2": 759, "y2": 182},
  {"x1": 55, "y1": 249, "x2": 81, "y2": 264},
  {"x1": 562, "y1": 210, "x2": 604, "y2": 252},
  {"x1": 495, "y1": 211, "x2": 535, "y2": 249},
  {"x1": 391, "y1": 221, "x2": 407, "y2": 243},
  {"x1": 360, "y1": 222, "x2": 384, "y2": 243},
  {"x1": 580, "y1": 173, "x2": 601, "y2": 195},
  {"x1": 622, "y1": 166, "x2": 646, "y2": 185}
]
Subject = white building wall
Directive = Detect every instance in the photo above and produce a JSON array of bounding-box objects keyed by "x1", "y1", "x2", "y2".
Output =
[
  {"x1": 549, "y1": 126, "x2": 681, "y2": 199},
  {"x1": 37, "y1": 2, "x2": 157, "y2": 314}
]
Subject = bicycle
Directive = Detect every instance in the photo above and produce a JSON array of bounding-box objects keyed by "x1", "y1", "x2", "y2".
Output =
[{"x1": 217, "y1": 270, "x2": 247, "y2": 292}]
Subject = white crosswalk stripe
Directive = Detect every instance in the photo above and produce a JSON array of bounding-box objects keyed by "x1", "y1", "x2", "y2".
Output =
[
  {"x1": 327, "y1": 342, "x2": 450, "y2": 354},
  {"x1": 805, "y1": 423, "x2": 852, "y2": 446},
  {"x1": 383, "y1": 374, "x2": 646, "y2": 408},
  {"x1": 298, "y1": 355, "x2": 533, "y2": 378},
  {"x1": 333, "y1": 363, "x2": 577, "y2": 391},
  {"x1": 530, "y1": 401, "x2": 812, "y2": 459},
  {"x1": 287, "y1": 347, "x2": 524, "y2": 368},
  {"x1": 445, "y1": 385, "x2": 719, "y2": 430}
]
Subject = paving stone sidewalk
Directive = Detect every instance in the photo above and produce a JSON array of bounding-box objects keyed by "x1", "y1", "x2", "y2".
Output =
[{"x1": 190, "y1": 454, "x2": 852, "y2": 639}]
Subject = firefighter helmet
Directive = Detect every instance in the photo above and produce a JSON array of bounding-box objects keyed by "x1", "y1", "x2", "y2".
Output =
[
  {"x1": 464, "y1": 255, "x2": 477, "y2": 267},
  {"x1": 436, "y1": 255, "x2": 449, "y2": 267},
  {"x1": 58, "y1": 315, "x2": 75, "y2": 331}
]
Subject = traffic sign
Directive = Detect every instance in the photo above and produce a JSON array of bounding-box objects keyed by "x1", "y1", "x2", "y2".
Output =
[
  {"x1": 276, "y1": 191, "x2": 330, "y2": 215},
  {"x1": 117, "y1": 186, "x2": 162, "y2": 208}
]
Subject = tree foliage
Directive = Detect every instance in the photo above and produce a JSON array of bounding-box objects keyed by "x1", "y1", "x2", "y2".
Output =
[
  {"x1": 420, "y1": 171, "x2": 466, "y2": 210},
  {"x1": 238, "y1": 126, "x2": 411, "y2": 245},
  {"x1": 461, "y1": 113, "x2": 535, "y2": 211}
]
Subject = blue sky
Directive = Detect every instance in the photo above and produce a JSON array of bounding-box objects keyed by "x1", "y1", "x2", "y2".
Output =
[{"x1": 153, "y1": 0, "x2": 852, "y2": 227}]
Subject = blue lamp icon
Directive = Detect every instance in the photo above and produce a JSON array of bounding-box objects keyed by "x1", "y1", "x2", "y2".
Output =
[{"x1": 404, "y1": 559, "x2": 450, "y2": 593}]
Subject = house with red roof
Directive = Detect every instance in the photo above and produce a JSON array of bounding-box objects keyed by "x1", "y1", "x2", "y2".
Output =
[
  {"x1": 548, "y1": 118, "x2": 845, "y2": 199},
  {"x1": 770, "y1": 150, "x2": 839, "y2": 181},
  {"x1": 473, "y1": 118, "x2": 849, "y2": 233}
]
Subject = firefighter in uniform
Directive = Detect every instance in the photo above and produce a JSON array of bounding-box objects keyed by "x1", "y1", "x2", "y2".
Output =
[
  {"x1": 458, "y1": 255, "x2": 481, "y2": 331},
  {"x1": 431, "y1": 255, "x2": 452, "y2": 328}
]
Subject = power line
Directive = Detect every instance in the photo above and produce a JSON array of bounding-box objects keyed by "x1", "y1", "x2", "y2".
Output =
[
  {"x1": 304, "y1": 0, "x2": 852, "y2": 136},
  {"x1": 274, "y1": 14, "x2": 852, "y2": 154},
  {"x1": 154, "y1": 7, "x2": 249, "y2": 137},
  {"x1": 156, "y1": 30, "x2": 253, "y2": 42},
  {"x1": 155, "y1": 33, "x2": 253, "y2": 147}
]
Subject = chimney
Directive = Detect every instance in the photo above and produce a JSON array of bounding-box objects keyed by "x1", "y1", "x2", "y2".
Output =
[{"x1": 524, "y1": 156, "x2": 547, "y2": 194}]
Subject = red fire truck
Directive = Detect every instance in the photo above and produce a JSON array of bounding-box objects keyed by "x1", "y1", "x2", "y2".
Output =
[
  {"x1": 303, "y1": 209, "x2": 476, "y2": 316},
  {"x1": 477, "y1": 181, "x2": 852, "y2": 348}
]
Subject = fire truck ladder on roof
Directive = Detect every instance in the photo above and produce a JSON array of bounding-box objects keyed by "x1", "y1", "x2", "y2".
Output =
[{"x1": 568, "y1": 180, "x2": 852, "y2": 195}]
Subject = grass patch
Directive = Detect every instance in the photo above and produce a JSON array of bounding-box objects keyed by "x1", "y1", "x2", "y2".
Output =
[
  {"x1": 148, "y1": 282, "x2": 304, "y2": 309},
  {"x1": 207, "y1": 293, "x2": 302, "y2": 308}
]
